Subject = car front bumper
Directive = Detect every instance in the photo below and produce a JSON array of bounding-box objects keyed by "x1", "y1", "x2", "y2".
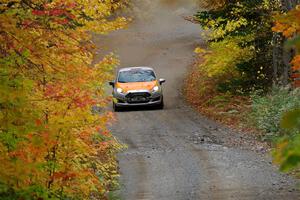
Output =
[{"x1": 113, "y1": 90, "x2": 163, "y2": 107}]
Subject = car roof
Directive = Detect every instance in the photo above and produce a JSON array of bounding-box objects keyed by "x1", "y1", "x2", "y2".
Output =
[{"x1": 118, "y1": 66, "x2": 154, "y2": 72}]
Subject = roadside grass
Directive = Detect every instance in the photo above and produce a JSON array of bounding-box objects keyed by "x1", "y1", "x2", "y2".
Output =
[
  {"x1": 251, "y1": 87, "x2": 300, "y2": 138},
  {"x1": 184, "y1": 62, "x2": 255, "y2": 134}
]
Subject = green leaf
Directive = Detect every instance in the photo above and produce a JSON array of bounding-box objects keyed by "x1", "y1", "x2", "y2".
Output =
[
  {"x1": 281, "y1": 108, "x2": 300, "y2": 130},
  {"x1": 280, "y1": 154, "x2": 300, "y2": 172}
]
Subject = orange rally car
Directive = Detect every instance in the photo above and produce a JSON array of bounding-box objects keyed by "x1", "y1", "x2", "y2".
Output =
[{"x1": 109, "y1": 67, "x2": 165, "y2": 111}]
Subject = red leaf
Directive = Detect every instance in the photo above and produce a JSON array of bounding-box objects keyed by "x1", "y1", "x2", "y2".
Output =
[
  {"x1": 32, "y1": 10, "x2": 47, "y2": 16},
  {"x1": 49, "y1": 9, "x2": 65, "y2": 16},
  {"x1": 35, "y1": 119, "x2": 42, "y2": 126}
]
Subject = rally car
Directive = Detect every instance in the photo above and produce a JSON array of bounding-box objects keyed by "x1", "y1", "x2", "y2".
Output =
[{"x1": 109, "y1": 67, "x2": 165, "y2": 111}]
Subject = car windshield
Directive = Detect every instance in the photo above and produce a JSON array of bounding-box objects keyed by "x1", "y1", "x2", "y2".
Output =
[{"x1": 118, "y1": 69, "x2": 156, "y2": 83}]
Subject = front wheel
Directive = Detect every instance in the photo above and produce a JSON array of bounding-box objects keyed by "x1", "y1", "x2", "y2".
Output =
[
  {"x1": 157, "y1": 98, "x2": 164, "y2": 109},
  {"x1": 113, "y1": 102, "x2": 120, "y2": 112}
]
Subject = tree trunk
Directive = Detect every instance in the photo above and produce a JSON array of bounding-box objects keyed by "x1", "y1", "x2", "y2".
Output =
[
  {"x1": 272, "y1": 33, "x2": 283, "y2": 85},
  {"x1": 272, "y1": 0, "x2": 300, "y2": 86}
]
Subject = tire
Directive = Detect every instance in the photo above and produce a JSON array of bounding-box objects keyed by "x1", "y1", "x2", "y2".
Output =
[
  {"x1": 113, "y1": 102, "x2": 120, "y2": 112},
  {"x1": 157, "y1": 97, "x2": 164, "y2": 109}
]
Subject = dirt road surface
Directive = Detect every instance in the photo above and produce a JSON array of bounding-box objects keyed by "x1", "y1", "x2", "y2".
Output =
[{"x1": 93, "y1": 1, "x2": 300, "y2": 199}]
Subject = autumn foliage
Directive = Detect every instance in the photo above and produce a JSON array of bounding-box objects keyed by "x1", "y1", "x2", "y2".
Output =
[
  {"x1": 0, "y1": 0, "x2": 128, "y2": 199},
  {"x1": 194, "y1": 0, "x2": 277, "y2": 94}
]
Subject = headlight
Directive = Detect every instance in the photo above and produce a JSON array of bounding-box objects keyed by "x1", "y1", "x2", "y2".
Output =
[
  {"x1": 116, "y1": 88, "x2": 123, "y2": 93},
  {"x1": 152, "y1": 86, "x2": 159, "y2": 92}
]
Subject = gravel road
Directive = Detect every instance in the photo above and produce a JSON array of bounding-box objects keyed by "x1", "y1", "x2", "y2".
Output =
[{"x1": 94, "y1": 1, "x2": 300, "y2": 199}]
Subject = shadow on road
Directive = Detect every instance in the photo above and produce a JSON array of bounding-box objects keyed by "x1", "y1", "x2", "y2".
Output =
[{"x1": 117, "y1": 106, "x2": 163, "y2": 112}]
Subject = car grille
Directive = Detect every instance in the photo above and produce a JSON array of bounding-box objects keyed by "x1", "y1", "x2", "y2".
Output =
[{"x1": 126, "y1": 92, "x2": 151, "y2": 103}]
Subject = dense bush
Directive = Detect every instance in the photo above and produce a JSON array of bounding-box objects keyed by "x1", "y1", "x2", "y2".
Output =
[
  {"x1": 274, "y1": 109, "x2": 300, "y2": 172},
  {"x1": 251, "y1": 87, "x2": 300, "y2": 136}
]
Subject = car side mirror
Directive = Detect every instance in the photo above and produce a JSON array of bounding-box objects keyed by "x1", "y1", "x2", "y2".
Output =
[
  {"x1": 109, "y1": 81, "x2": 115, "y2": 87},
  {"x1": 159, "y1": 78, "x2": 166, "y2": 85}
]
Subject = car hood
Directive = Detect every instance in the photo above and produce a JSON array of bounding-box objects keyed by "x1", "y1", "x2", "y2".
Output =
[{"x1": 116, "y1": 81, "x2": 157, "y2": 93}]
